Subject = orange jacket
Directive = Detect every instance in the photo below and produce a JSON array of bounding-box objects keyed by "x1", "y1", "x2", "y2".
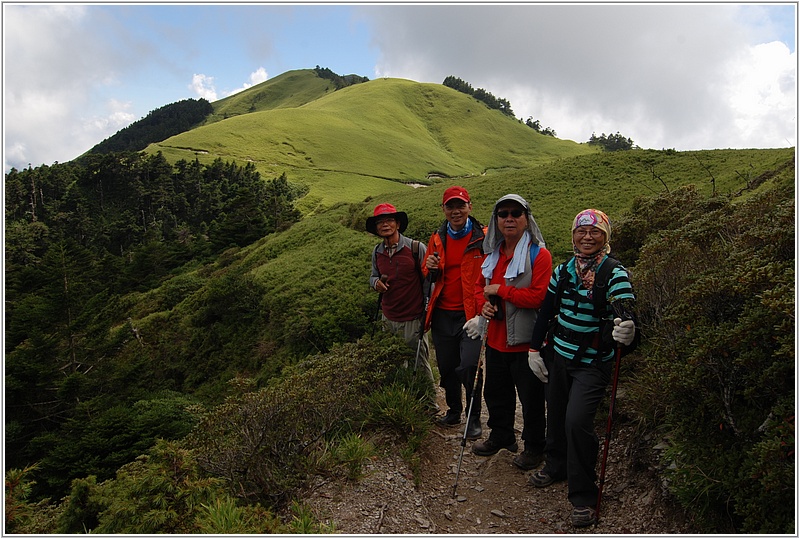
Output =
[{"x1": 422, "y1": 216, "x2": 486, "y2": 330}]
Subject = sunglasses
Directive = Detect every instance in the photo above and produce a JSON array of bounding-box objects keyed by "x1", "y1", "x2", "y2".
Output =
[{"x1": 496, "y1": 209, "x2": 524, "y2": 219}]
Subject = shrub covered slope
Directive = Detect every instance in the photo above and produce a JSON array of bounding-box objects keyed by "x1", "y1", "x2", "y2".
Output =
[{"x1": 4, "y1": 67, "x2": 794, "y2": 533}]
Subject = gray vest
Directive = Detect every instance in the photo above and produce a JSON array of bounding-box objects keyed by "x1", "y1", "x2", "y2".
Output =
[{"x1": 486, "y1": 243, "x2": 538, "y2": 347}]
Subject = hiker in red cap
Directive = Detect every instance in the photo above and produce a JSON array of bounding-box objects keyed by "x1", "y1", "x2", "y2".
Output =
[
  {"x1": 422, "y1": 186, "x2": 487, "y2": 439},
  {"x1": 368, "y1": 203, "x2": 435, "y2": 389}
]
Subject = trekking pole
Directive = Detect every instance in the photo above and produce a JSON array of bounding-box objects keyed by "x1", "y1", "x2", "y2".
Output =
[
  {"x1": 596, "y1": 301, "x2": 632, "y2": 523},
  {"x1": 414, "y1": 253, "x2": 438, "y2": 366},
  {"x1": 372, "y1": 275, "x2": 389, "y2": 334},
  {"x1": 452, "y1": 318, "x2": 486, "y2": 498}
]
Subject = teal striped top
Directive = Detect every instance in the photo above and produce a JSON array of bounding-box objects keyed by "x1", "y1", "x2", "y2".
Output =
[{"x1": 550, "y1": 256, "x2": 635, "y2": 363}]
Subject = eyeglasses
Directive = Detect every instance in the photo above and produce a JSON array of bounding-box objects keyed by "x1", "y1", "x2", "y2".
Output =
[
  {"x1": 573, "y1": 227, "x2": 605, "y2": 238},
  {"x1": 496, "y1": 209, "x2": 524, "y2": 219},
  {"x1": 375, "y1": 217, "x2": 396, "y2": 225}
]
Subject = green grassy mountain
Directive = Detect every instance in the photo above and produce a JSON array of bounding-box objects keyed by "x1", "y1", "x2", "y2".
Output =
[
  {"x1": 145, "y1": 69, "x2": 597, "y2": 212},
  {"x1": 4, "y1": 65, "x2": 795, "y2": 534},
  {"x1": 205, "y1": 68, "x2": 338, "y2": 119}
]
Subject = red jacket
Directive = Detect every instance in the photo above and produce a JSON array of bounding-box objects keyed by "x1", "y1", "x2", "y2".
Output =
[{"x1": 422, "y1": 217, "x2": 486, "y2": 330}]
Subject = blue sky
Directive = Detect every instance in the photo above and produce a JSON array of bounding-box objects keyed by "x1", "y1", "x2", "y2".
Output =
[{"x1": 3, "y1": 3, "x2": 796, "y2": 171}]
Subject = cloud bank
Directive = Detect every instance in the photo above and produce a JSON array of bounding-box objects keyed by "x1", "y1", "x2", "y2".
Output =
[
  {"x1": 363, "y1": 4, "x2": 796, "y2": 150},
  {"x1": 3, "y1": 4, "x2": 795, "y2": 172}
]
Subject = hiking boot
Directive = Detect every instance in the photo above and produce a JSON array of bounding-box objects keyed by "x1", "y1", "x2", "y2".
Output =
[
  {"x1": 512, "y1": 449, "x2": 544, "y2": 470},
  {"x1": 528, "y1": 468, "x2": 564, "y2": 488},
  {"x1": 435, "y1": 410, "x2": 461, "y2": 427},
  {"x1": 471, "y1": 438, "x2": 518, "y2": 456},
  {"x1": 465, "y1": 414, "x2": 482, "y2": 440},
  {"x1": 571, "y1": 506, "x2": 597, "y2": 527}
]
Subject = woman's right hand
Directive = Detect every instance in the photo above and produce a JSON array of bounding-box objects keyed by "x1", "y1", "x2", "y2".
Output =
[{"x1": 528, "y1": 350, "x2": 548, "y2": 383}]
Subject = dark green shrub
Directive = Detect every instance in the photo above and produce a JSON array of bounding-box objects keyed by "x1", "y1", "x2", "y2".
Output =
[
  {"x1": 184, "y1": 334, "x2": 405, "y2": 507},
  {"x1": 626, "y1": 177, "x2": 794, "y2": 533}
]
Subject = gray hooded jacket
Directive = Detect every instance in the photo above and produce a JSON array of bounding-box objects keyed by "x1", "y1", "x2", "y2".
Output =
[{"x1": 482, "y1": 194, "x2": 546, "y2": 346}]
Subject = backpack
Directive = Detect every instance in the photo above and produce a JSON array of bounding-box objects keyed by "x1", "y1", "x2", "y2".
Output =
[{"x1": 550, "y1": 256, "x2": 638, "y2": 359}]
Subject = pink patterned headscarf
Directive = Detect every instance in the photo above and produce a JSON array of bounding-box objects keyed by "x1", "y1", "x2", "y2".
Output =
[
  {"x1": 572, "y1": 208, "x2": 611, "y2": 255},
  {"x1": 571, "y1": 209, "x2": 612, "y2": 297}
]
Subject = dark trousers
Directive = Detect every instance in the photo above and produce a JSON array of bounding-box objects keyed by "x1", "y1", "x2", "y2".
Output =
[
  {"x1": 430, "y1": 308, "x2": 483, "y2": 416},
  {"x1": 543, "y1": 350, "x2": 612, "y2": 507},
  {"x1": 483, "y1": 345, "x2": 546, "y2": 452}
]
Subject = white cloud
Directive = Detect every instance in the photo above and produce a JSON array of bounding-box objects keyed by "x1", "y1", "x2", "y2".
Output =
[
  {"x1": 723, "y1": 41, "x2": 796, "y2": 147},
  {"x1": 363, "y1": 4, "x2": 796, "y2": 150},
  {"x1": 224, "y1": 67, "x2": 269, "y2": 97},
  {"x1": 2, "y1": 4, "x2": 144, "y2": 169},
  {"x1": 83, "y1": 99, "x2": 137, "y2": 140},
  {"x1": 190, "y1": 74, "x2": 218, "y2": 101}
]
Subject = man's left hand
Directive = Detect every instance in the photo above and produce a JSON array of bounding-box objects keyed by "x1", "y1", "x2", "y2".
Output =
[
  {"x1": 483, "y1": 284, "x2": 501, "y2": 299},
  {"x1": 463, "y1": 316, "x2": 485, "y2": 339}
]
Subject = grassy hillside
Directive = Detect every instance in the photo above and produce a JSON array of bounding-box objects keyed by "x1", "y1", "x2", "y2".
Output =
[
  {"x1": 374, "y1": 147, "x2": 794, "y2": 261},
  {"x1": 5, "y1": 142, "x2": 794, "y2": 533},
  {"x1": 120, "y1": 148, "x2": 793, "y2": 368},
  {"x1": 206, "y1": 69, "x2": 334, "y2": 121},
  {"x1": 145, "y1": 71, "x2": 597, "y2": 212}
]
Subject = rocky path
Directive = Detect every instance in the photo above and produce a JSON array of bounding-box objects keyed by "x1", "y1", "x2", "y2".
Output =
[{"x1": 304, "y1": 384, "x2": 694, "y2": 534}]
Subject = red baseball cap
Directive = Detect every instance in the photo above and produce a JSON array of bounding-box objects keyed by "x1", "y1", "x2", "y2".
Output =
[{"x1": 442, "y1": 186, "x2": 470, "y2": 205}]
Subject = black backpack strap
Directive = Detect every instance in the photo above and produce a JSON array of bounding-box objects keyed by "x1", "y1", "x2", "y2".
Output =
[
  {"x1": 553, "y1": 256, "x2": 622, "y2": 361},
  {"x1": 592, "y1": 257, "x2": 620, "y2": 315},
  {"x1": 554, "y1": 259, "x2": 570, "y2": 310},
  {"x1": 411, "y1": 239, "x2": 422, "y2": 277},
  {"x1": 411, "y1": 240, "x2": 430, "y2": 297}
]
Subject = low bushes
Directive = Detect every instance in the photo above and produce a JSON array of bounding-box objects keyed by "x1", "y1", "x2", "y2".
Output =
[{"x1": 622, "y1": 175, "x2": 794, "y2": 533}]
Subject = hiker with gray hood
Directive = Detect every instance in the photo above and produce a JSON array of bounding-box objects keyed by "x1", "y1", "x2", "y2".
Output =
[{"x1": 466, "y1": 194, "x2": 552, "y2": 471}]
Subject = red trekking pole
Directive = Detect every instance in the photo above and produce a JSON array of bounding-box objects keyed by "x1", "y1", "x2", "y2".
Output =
[{"x1": 595, "y1": 302, "x2": 631, "y2": 523}]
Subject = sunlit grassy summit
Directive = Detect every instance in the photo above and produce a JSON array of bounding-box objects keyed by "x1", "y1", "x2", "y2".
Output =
[{"x1": 146, "y1": 69, "x2": 597, "y2": 211}]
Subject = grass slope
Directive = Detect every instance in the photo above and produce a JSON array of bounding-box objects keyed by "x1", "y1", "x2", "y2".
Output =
[
  {"x1": 128, "y1": 147, "x2": 793, "y2": 371},
  {"x1": 207, "y1": 69, "x2": 333, "y2": 121},
  {"x1": 362, "y1": 148, "x2": 796, "y2": 261},
  {"x1": 145, "y1": 72, "x2": 597, "y2": 211}
]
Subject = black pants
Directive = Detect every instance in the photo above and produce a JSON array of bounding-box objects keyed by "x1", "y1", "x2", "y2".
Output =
[
  {"x1": 483, "y1": 345, "x2": 545, "y2": 452},
  {"x1": 543, "y1": 350, "x2": 612, "y2": 507},
  {"x1": 430, "y1": 308, "x2": 483, "y2": 416}
]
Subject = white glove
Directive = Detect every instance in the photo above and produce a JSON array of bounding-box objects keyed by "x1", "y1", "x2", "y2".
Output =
[
  {"x1": 463, "y1": 315, "x2": 485, "y2": 340},
  {"x1": 527, "y1": 350, "x2": 548, "y2": 383},
  {"x1": 612, "y1": 318, "x2": 635, "y2": 346}
]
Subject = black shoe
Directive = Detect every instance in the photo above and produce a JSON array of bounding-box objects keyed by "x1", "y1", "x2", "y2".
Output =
[
  {"x1": 465, "y1": 414, "x2": 482, "y2": 440},
  {"x1": 512, "y1": 449, "x2": 544, "y2": 470},
  {"x1": 472, "y1": 438, "x2": 518, "y2": 456},
  {"x1": 436, "y1": 411, "x2": 461, "y2": 426}
]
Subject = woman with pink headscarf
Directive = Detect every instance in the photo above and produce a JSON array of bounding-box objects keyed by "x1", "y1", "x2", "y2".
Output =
[{"x1": 525, "y1": 209, "x2": 636, "y2": 528}]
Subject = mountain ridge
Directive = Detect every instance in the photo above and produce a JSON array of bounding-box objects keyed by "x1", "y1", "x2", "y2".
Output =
[{"x1": 139, "y1": 69, "x2": 596, "y2": 210}]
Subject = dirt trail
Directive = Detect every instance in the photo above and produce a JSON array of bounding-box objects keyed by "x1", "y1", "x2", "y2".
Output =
[{"x1": 304, "y1": 384, "x2": 695, "y2": 534}]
